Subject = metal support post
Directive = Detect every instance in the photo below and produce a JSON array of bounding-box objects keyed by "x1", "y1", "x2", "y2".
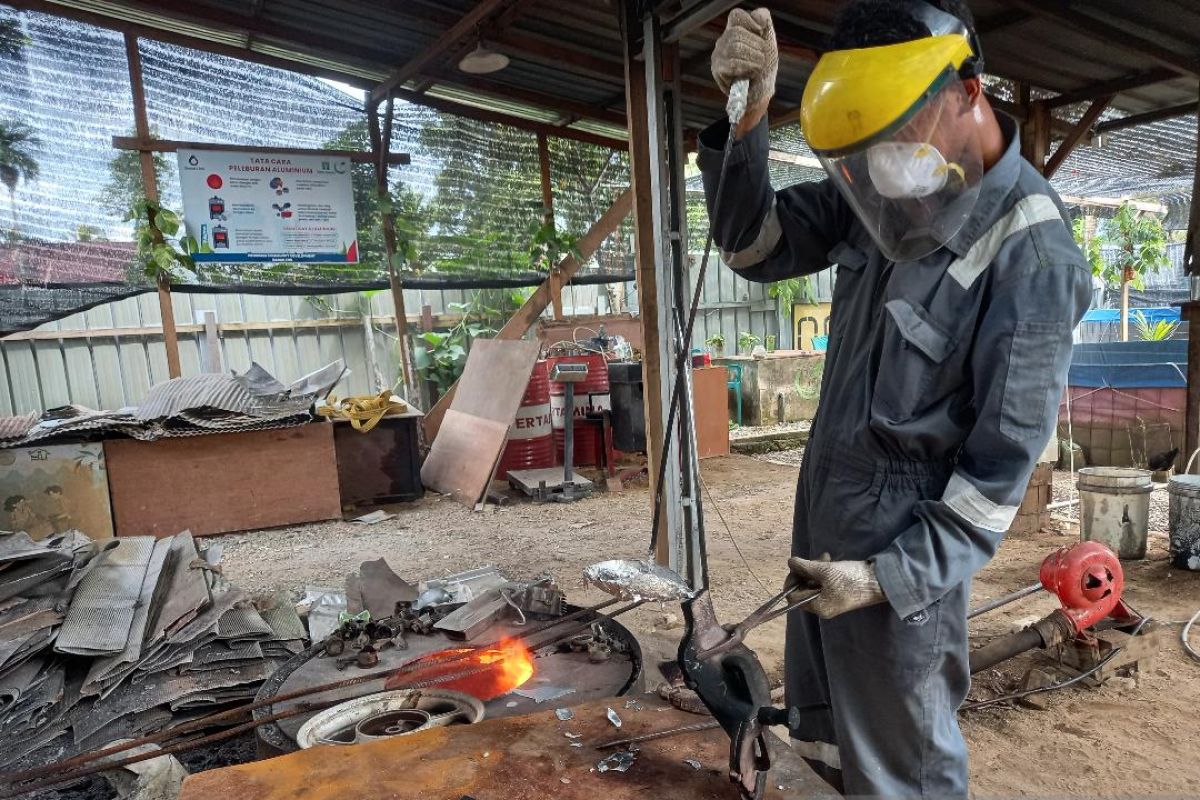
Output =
[{"x1": 641, "y1": 10, "x2": 705, "y2": 588}]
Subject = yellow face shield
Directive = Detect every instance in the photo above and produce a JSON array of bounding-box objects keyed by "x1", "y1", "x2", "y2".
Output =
[{"x1": 800, "y1": 35, "x2": 984, "y2": 262}]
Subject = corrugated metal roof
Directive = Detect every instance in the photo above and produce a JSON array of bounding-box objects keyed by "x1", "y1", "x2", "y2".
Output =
[{"x1": 15, "y1": 0, "x2": 1196, "y2": 137}]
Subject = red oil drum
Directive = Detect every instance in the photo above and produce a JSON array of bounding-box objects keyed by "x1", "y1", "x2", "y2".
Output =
[
  {"x1": 547, "y1": 354, "x2": 610, "y2": 467},
  {"x1": 495, "y1": 360, "x2": 555, "y2": 479}
]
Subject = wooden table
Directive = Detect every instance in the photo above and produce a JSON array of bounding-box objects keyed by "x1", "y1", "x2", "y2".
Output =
[{"x1": 180, "y1": 696, "x2": 834, "y2": 800}]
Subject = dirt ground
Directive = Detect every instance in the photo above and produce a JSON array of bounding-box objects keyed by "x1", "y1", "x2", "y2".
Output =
[{"x1": 218, "y1": 453, "x2": 1200, "y2": 797}]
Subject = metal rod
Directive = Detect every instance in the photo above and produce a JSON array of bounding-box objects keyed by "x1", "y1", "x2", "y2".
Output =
[
  {"x1": 564, "y1": 381, "x2": 576, "y2": 484},
  {"x1": 595, "y1": 719, "x2": 720, "y2": 750},
  {"x1": 967, "y1": 583, "x2": 1044, "y2": 619}
]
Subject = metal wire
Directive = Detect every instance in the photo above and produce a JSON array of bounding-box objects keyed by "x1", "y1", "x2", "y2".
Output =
[
  {"x1": 698, "y1": 471, "x2": 770, "y2": 594},
  {"x1": 1183, "y1": 606, "x2": 1200, "y2": 663}
]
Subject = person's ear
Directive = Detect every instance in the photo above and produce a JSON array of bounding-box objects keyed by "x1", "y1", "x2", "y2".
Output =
[{"x1": 962, "y1": 76, "x2": 982, "y2": 103}]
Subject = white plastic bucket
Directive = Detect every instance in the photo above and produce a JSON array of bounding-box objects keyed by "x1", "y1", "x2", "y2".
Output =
[
  {"x1": 1168, "y1": 475, "x2": 1200, "y2": 571},
  {"x1": 1076, "y1": 467, "x2": 1152, "y2": 559}
]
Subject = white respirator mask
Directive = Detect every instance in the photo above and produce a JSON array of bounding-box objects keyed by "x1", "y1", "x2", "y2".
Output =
[{"x1": 866, "y1": 141, "x2": 959, "y2": 199}]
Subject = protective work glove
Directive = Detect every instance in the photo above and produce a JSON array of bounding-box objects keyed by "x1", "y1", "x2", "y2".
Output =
[
  {"x1": 786, "y1": 555, "x2": 886, "y2": 619},
  {"x1": 710, "y1": 8, "x2": 778, "y2": 112}
]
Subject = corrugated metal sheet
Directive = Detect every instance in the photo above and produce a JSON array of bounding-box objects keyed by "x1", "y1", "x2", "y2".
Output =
[{"x1": 25, "y1": 0, "x2": 1200, "y2": 138}]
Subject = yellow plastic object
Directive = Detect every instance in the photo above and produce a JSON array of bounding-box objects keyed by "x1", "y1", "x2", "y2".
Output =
[
  {"x1": 317, "y1": 391, "x2": 408, "y2": 433},
  {"x1": 800, "y1": 34, "x2": 973, "y2": 155}
]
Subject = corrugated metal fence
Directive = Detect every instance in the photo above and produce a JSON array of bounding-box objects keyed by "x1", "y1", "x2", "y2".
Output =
[{"x1": 1, "y1": 264, "x2": 829, "y2": 415}]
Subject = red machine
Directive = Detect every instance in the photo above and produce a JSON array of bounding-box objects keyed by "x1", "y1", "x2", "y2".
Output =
[{"x1": 969, "y1": 541, "x2": 1140, "y2": 674}]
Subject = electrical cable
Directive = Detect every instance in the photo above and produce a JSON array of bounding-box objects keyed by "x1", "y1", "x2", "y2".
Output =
[
  {"x1": 698, "y1": 471, "x2": 770, "y2": 594},
  {"x1": 1183, "y1": 605, "x2": 1200, "y2": 663},
  {"x1": 647, "y1": 81, "x2": 749, "y2": 578},
  {"x1": 959, "y1": 615, "x2": 1151, "y2": 712}
]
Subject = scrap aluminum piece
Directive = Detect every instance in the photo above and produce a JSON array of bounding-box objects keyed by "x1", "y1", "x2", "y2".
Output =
[
  {"x1": 684, "y1": 759, "x2": 703, "y2": 770},
  {"x1": 513, "y1": 685, "x2": 575, "y2": 704},
  {"x1": 564, "y1": 732, "x2": 582, "y2": 739},
  {"x1": 555, "y1": 708, "x2": 574, "y2": 721},
  {"x1": 606, "y1": 707, "x2": 622, "y2": 728},
  {"x1": 413, "y1": 587, "x2": 455, "y2": 611},
  {"x1": 570, "y1": 742, "x2": 583, "y2": 748},
  {"x1": 596, "y1": 750, "x2": 636, "y2": 773},
  {"x1": 583, "y1": 560, "x2": 693, "y2": 602},
  {"x1": 623, "y1": 698, "x2": 643, "y2": 711}
]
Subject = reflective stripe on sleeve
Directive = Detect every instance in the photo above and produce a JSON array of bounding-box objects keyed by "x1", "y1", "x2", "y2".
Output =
[
  {"x1": 942, "y1": 470, "x2": 1018, "y2": 533},
  {"x1": 947, "y1": 194, "x2": 1062, "y2": 289},
  {"x1": 720, "y1": 197, "x2": 783, "y2": 269}
]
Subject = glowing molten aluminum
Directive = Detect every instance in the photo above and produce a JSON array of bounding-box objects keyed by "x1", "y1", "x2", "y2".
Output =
[{"x1": 384, "y1": 637, "x2": 535, "y2": 700}]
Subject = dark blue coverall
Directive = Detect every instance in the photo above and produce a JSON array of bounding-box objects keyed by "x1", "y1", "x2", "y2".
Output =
[{"x1": 698, "y1": 113, "x2": 1092, "y2": 797}]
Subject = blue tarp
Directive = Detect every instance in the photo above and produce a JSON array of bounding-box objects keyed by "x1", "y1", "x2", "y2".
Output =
[
  {"x1": 1081, "y1": 307, "x2": 1180, "y2": 323},
  {"x1": 1068, "y1": 340, "x2": 1187, "y2": 388}
]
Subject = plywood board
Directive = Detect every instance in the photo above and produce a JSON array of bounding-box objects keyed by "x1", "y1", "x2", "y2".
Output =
[
  {"x1": 693, "y1": 366, "x2": 730, "y2": 459},
  {"x1": 105, "y1": 424, "x2": 340, "y2": 538},
  {"x1": 420, "y1": 410, "x2": 507, "y2": 508},
  {"x1": 450, "y1": 339, "x2": 543, "y2": 423},
  {"x1": 421, "y1": 339, "x2": 541, "y2": 508}
]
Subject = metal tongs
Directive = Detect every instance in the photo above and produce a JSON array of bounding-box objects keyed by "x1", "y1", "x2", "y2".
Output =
[{"x1": 694, "y1": 584, "x2": 820, "y2": 659}]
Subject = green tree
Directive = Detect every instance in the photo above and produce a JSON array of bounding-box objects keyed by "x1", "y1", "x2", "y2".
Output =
[
  {"x1": 0, "y1": 120, "x2": 39, "y2": 232},
  {"x1": 322, "y1": 119, "x2": 431, "y2": 274},
  {"x1": 102, "y1": 129, "x2": 173, "y2": 216},
  {"x1": 417, "y1": 114, "x2": 626, "y2": 277},
  {"x1": 1090, "y1": 203, "x2": 1169, "y2": 341},
  {"x1": 0, "y1": 11, "x2": 28, "y2": 59}
]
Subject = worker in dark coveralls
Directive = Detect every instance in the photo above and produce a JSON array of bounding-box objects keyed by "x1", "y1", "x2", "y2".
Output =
[{"x1": 701, "y1": 1, "x2": 1090, "y2": 795}]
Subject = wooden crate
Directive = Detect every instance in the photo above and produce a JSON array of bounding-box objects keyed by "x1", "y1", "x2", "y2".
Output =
[{"x1": 105, "y1": 424, "x2": 341, "y2": 538}]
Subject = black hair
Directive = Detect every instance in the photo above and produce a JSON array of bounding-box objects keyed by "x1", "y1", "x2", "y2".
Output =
[
  {"x1": 4, "y1": 495, "x2": 25, "y2": 512},
  {"x1": 830, "y1": 0, "x2": 983, "y2": 76}
]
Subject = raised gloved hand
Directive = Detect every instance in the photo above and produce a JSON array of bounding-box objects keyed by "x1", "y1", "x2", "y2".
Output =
[
  {"x1": 786, "y1": 555, "x2": 886, "y2": 619},
  {"x1": 710, "y1": 8, "x2": 778, "y2": 112}
]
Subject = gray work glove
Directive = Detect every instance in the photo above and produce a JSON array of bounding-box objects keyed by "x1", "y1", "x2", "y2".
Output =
[
  {"x1": 786, "y1": 555, "x2": 886, "y2": 619},
  {"x1": 710, "y1": 8, "x2": 778, "y2": 111}
]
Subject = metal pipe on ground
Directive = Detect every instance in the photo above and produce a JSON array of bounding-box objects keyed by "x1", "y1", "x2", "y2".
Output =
[{"x1": 968, "y1": 611, "x2": 1076, "y2": 674}]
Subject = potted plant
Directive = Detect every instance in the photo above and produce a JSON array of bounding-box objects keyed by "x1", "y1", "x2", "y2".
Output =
[
  {"x1": 765, "y1": 334, "x2": 777, "y2": 352},
  {"x1": 706, "y1": 332, "x2": 726, "y2": 357},
  {"x1": 737, "y1": 331, "x2": 761, "y2": 353}
]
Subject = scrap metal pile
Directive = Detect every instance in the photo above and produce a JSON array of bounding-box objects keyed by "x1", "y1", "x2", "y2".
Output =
[
  {"x1": 0, "y1": 360, "x2": 345, "y2": 449},
  {"x1": 0, "y1": 529, "x2": 307, "y2": 768}
]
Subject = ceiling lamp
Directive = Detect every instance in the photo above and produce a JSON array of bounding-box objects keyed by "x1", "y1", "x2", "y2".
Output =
[{"x1": 458, "y1": 42, "x2": 510, "y2": 74}]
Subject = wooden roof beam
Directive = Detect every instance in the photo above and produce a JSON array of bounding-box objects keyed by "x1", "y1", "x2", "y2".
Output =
[
  {"x1": 1095, "y1": 101, "x2": 1200, "y2": 135},
  {"x1": 392, "y1": 87, "x2": 627, "y2": 150},
  {"x1": 661, "y1": 0, "x2": 741, "y2": 44},
  {"x1": 371, "y1": 0, "x2": 516, "y2": 103},
  {"x1": 1005, "y1": 0, "x2": 1200, "y2": 79},
  {"x1": 1044, "y1": 95, "x2": 1113, "y2": 178},
  {"x1": 1044, "y1": 68, "x2": 1181, "y2": 108},
  {"x1": 428, "y1": 72, "x2": 628, "y2": 128},
  {"x1": 6, "y1": 0, "x2": 380, "y2": 88}
]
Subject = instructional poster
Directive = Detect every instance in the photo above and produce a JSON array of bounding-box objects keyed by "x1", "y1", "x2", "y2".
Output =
[{"x1": 177, "y1": 149, "x2": 359, "y2": 263}]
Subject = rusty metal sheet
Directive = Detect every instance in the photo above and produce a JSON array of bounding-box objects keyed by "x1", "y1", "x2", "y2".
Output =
[{"x1": 179, "y1": 697, "x2": 792, "y2": 800}]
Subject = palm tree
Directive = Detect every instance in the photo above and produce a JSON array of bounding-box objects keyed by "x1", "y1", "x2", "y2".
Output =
[{"x1": 0, "y1": 120, "x2": 40, "y2": 233}]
